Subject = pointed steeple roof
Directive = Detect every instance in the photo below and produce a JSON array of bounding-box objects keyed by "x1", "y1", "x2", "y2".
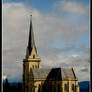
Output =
[{"x1": 27, "y1": 15, "x2": 37, "y2": 56}]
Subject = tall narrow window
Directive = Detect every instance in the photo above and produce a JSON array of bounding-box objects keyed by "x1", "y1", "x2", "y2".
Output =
[
  {"x1": 33, "y1": 65, "x2": 34, "y2": 69},
  {"x1": 33, "y1": 54, "x2": 35, "y2": 58},
  {"x1": 38, "y1": 84, "x2": 41, "y2": 92},
  {"x1": 38, "y1": 64, "x2": 39, "y2": 68},
  {"x1": 64, "y1": 84, "x2": 68, "y2": 91},
  {"x1": 33, "y1": 87, "x2": 35, "y2": 92},
  {"x1": 72, "y1": 84, "x2": 75, "y2": 92},
  {"x1": 42, "y1": 84, "x2": 44, "y2": 92},
  {"x1": 42, "y1": 84, "x2": 47, "y2": 92},
  {"x1": 49, "y1": 84, "x2": 52, "y2": 92},
  {"x1": 35, "y1": 65, "x2": 37, "y2": 68}
]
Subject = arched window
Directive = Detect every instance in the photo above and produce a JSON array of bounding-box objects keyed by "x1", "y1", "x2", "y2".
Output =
[
  {"x1": 33, "y1": 65, "x2": 34, "y2": 69},
  {"x1": 47, "y1": 83, "x2": 49, "y2": 92},
  {"x1": 33, "y1": 87, "x2": 35, "y2": 92},
  {"x1": 49, "y1": 83, "x2": 52, "y2": 92},
  {"x1": 38, "y1": 84, "x2": 41, "y2": 92},
  {"x1": 72, "y1": 84, "x2": 75, "y2": 91},
  {"x1": 35, "y1": 65, "x2": 37, "y2": 68},
  {"x1": 64, "y1": 84, "x2": 68, "y2": 91},
  {"x1": 42, "y1": 84, "x2": 47, "y2": 92},
  {"x1": 42, "y1": 84, "x2": 45, "y2": 92},
  {"x1": 33, "y1": 54, "x2": 35, "y2": 58}
]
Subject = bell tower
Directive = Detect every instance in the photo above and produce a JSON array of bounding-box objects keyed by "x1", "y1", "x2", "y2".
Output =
[{"x1": 23, "y1": 15, "x2": 41, "y2": 69}]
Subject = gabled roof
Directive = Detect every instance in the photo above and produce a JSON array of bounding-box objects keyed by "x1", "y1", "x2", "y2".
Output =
[
  {"x1": 30, "y1": 68, "x2": 77, "y2": 80},
  {"x1": 61, "y1": 68, "x2": 76, "y2": 79}
]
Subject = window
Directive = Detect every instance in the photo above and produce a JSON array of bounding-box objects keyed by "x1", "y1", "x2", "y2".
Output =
[
  {"x1": 33, "y1": 87, "x2": 35, "y2": 92},
  {"x1": 49, "y1": 84, "x2": 52, "y2": 92},
  {"x1": 72, "y1": 84, "x2": 75, "y2": 92},
  {"x1": 64, "y1": 84, "x2": 68, "y2": 91},
  {"x1": 42, "y1": 84, "x2": 47, "y2": 92},
  {"x1": 33, "y1": 65, "x2": 34, "y2": 68},
  {"x1": 35, "y1": 65, "x2": 37, "y2": 68},
  {"x1": 38, "y1": 84, "x2": 41, "y2": 92},
  {"x1": 33, "y1": 54, "x2": 35, "y2": 58},
  {"x1": 42, "y1": 84, "x2": 45, "y2": 92},
  {"x1": 38, "y1": 64, "x2": 39, "y2": 68}
]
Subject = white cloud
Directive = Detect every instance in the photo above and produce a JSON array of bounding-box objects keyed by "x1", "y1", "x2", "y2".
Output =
[
  {"x1": 71, "y1": 54, "x2": 79, "y2": 58},
  {"x1": 42, "y1": 54, "x2": 90, "y2": 81},
  {"x1": 3, "y1": 2, "x2": 90, "y2": 82},
  {"x1": 53, "y1": 1, "x2": 89, "y2": 16}
]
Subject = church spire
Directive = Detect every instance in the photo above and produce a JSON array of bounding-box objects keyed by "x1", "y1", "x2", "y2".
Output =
[{"x1": 26, "y1": 15, "x2": 37, "y2": 58}]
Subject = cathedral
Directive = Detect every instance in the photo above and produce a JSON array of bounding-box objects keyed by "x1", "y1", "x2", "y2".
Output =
[{"x1": 22, "y1": 15, "x2": 80, "y2": 92}]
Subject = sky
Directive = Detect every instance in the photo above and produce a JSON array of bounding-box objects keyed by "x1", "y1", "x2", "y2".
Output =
[{"x1": 3, "y1": 0, "x2": 90, "y2": 82}]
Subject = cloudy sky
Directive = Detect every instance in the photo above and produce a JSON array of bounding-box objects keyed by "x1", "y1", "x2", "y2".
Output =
[{"x1": 3, "y1": 0, "x2": 90, "y2": 82}]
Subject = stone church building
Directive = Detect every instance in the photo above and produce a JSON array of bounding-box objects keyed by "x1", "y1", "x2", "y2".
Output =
[{"x1": 22, "y1": 15, "x2": 79, "y2": 92}]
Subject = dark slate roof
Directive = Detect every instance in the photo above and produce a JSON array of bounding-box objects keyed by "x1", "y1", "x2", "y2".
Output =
[
  {"x1": 30, "y1": 68, "x2": 76, "y2": 80},
  {"x1": 27, "y1": 15, "x2": 37, "y2": 55}
]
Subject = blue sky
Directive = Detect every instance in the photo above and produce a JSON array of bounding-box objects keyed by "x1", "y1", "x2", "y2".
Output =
[
  {"x1": 3, "y1": 0, "x2": 90, "y2": 13},
  {"x1": 3, "y1": 0, "x2": 90, "y2": 82},
  {"x1": 3, "y1": 0, "x2": 55, "y2": 13}
]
